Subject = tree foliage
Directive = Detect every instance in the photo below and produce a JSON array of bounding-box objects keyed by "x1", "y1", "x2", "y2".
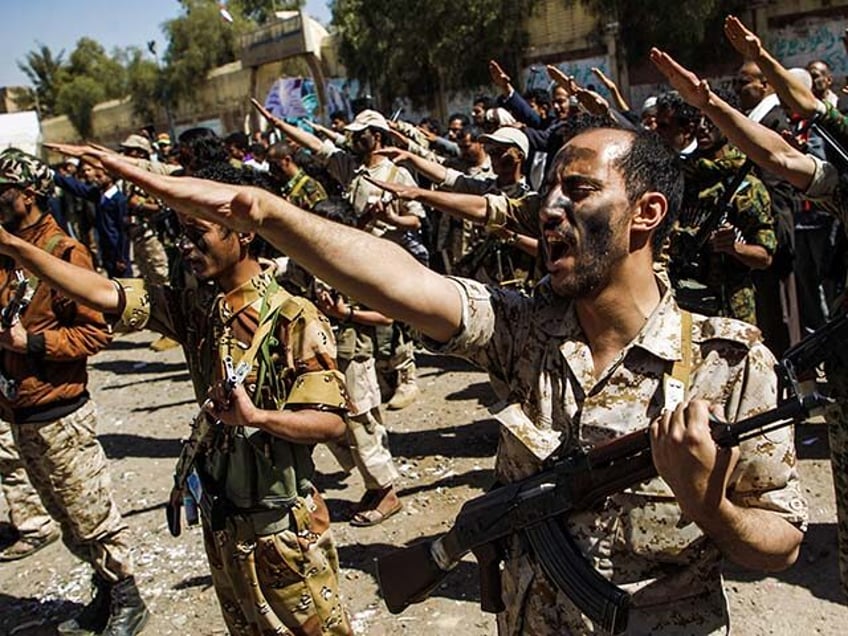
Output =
[
  {"x1": 16, "y1": 44, "x2": 65, "y2": 116},
  {"x1": 56, "y1": 76, "x2": 107, "y2": 138},
  {"x1": 331, "y1": 0, "x2": 537, "y2": 107},
  {"x1": 580, "y1": 0, "x2": 750, "y2": 67}
]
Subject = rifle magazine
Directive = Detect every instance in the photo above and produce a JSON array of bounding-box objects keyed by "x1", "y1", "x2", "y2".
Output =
[{"x1": 525, "y1": 520, "x2": 630, "y2": 635}]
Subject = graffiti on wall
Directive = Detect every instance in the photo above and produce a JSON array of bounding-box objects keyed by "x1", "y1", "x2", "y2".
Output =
[
  {"x1": 520, "y1": 55, "x2": 612, "y2": 97},
  {"x1": 768, "y1": 17, "x2": 848, "y2": 80}
]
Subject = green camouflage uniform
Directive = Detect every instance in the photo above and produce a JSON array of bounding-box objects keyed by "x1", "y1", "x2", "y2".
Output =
[
  {"x1": 281, "y1": 168, "x2": 328, "y2": 212},
  {"x1": 114, "y1": 267, "x2": 352, "y2": 635},
  {"x1": 801, "y1": 132, "x2": 848, "y2": 599},
  {"x1": 670, "y1": 148, "x2": 776, "y2": 325},
  {"x1": 424, "y1": 276, "x2": 806, "y2": 634}
]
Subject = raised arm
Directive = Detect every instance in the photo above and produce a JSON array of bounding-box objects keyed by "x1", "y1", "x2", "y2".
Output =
[
  {"x1": 724, "y1": 15, "x2": 820, "y2": 118},
  {"x1": 363, "y1": 176, "x2": 488, "y2": 224},
  {"x1": 82, "y1": 152, "x2": 463, "y2": 343},
  {"x1": 592, "y1": 67, "x2": 631, "y2": 112},
  {"x1": 251, "y1": 98, "x2": 324, "y2": 154},
  {"x1": 0, "y1": 228, "x2": 120, "y2": 314},
  {"x1": 374, "y1": 147, "x2": 449, "y2": 184},
  {"x1": 650, "y1": 48, "x2": 817, "y2": 191}
]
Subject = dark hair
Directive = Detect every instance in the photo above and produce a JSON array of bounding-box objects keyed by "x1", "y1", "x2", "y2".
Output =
[
  {"x1": 267, "y1": 141, "x2": 297, "y2": 162},
  {"x1": 458, "y1": 125, "x2": 484, "y2": 142},
  {"x1": 248, "y1": 143, "x2": 267, "y2": 160},
  {"x1": 710, "y1": 86, "x2": 740, "y2": 112},
  {"x1": 176, "y1": 127, "x2": 229, "y2": 171},
  {"x1": 311, "y1": 197, "x2": 358, "y2": 227},
  {"x1": 329, "y1": 110, "x2": 349, "y2": 123},
  {"x1": 448, "y1": 113, "x2": 470, "y2": 127},
  {"x1": 419, "y1": 116, "x2": 442, "y2": 137},
  {"x1": 656, "y1": 91, "x2": 700, "y2": 128},
  {"x1": 225, "y1": 132, "x2": 249, "y2": 152},
  {"x1": 473, "y1": 95, "x2": 494, "y2": 109},
  {"x1": 613, "y1": 129, "x2": 684, "y2": 258},
  {"x1": 526, "y1": 88, "x2": 551, "y2": 108}
]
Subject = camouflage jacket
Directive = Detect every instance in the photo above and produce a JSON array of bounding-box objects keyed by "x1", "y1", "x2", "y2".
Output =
[
  {"x1": 112, "y1": 267, "x2": 348, "y2": 510},
  {"x1": 426, "y1": 276, "x2": 807, "y2": 635},
  {"x1": 281, "y1": 168, "x2": 328, "y2": 212}
]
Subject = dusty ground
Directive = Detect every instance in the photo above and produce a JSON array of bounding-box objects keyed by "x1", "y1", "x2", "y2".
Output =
[{"x1": 1, "y1": 330, "x2": 847, "y2": 635}]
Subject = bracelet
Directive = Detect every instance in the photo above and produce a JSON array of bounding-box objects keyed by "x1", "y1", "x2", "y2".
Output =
[{"x1": 345, "y1": 306, "x2": 355, "y2": 323}]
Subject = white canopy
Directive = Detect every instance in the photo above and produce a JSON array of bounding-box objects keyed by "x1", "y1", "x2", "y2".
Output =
[{"x1": 0, "y1": 111, "x2": 42, "y2": 156}]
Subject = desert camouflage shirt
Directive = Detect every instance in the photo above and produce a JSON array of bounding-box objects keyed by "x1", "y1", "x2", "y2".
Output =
[
  {"x1": 281, "y1": 168, "x2": 328, "y2": 212},
  {"x1": 427, "y1": 276, "x2": 807, "y2": 635}
]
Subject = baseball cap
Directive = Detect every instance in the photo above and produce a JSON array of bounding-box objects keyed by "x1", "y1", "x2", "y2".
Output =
[
  {"x1": 120, "y1": 133, "x2": 153, "y2": 156},
  {"x1": 0, "y1": 148, "x2": 54, "y2": 197},
  {"x1": 157, "y1": 132, "x2": 172, "y2": 146},
  {"x1": 480, "y1": 127, "x2": 530, "y2": 158},
  {"x1": 344, "y1": 109, "x2": 390, "y2": 133}
]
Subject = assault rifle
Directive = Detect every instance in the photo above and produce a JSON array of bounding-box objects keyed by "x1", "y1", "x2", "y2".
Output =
[
  {"x1": 1, "y1": 271, "x2": 32, "y2": 329},
  {"x1": 0, "y1": 271, "x2": 35, "y2": 400},
  {"x1": 166, "y1": 355, "x2": 250, "y2": 537},
  {"x1": 376, "y1": 321, "x2": 842, "y2": 633}
]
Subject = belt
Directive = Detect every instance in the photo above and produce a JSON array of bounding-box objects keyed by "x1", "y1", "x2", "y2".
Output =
[{"x1": 208, "y1": 494, "x2": 314, "y2": 536}]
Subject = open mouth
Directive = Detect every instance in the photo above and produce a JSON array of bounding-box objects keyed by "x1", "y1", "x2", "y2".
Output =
[{"x1": 544, "y1": 233, "x2": 574, "y2": 263}]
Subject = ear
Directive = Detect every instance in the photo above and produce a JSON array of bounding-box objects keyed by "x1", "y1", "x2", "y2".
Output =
[
  {"x1": 237, "y1": 232, "x2": 255, "y2": 246},
  {"x1": 631, "y1": 191, "x2": 666, "y2": 235}
]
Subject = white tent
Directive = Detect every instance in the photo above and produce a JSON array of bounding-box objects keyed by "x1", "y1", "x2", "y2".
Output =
[{"x1": 0, "y1": 111, "x2": 42, "y2": 156}]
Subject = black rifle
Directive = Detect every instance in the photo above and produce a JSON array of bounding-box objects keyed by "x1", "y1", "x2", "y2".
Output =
[
  {"x1": 166, "y1": 355, "x2": 250, "y2": 537},
  {"x1": 376, "y1": 339, "x2": 837, "y2": 633},
  {"x1": 671, "y1": 159, "x2": 753, "y2": 315},
  {"x1": 1, "y1": 271, "x2": 31, "y2": 329}
]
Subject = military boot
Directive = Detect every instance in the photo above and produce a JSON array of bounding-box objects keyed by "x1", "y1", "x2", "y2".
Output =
[
  {"x1": 57, "y1": 573, "x2": 111, "y2": 636},
  {"x1": 387, "y1": 364, "x2": 419, "y2": 410},
  {"x1": 101, "y1": 576, "x2": 149, "y2": 636}
]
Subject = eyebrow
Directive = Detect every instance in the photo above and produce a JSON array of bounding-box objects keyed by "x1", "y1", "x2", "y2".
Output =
[{"x1": 561, "y1": 174, "x2": 604, "y2": 189}]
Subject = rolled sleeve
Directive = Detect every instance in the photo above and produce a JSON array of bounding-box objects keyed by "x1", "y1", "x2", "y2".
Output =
[
  {"x1": 112, "y1": 278, "x2": 151, "y2": 332},
  {"x1": 418, "y1": 277, "x2": 497, "y2": 360}
]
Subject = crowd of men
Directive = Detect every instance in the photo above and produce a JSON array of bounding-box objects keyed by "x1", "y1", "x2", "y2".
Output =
[{"x1": 1, "y1": 13, "x2": 848, "y2": 636}]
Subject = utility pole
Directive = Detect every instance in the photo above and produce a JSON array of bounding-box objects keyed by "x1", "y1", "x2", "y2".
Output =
[{"x1": 147, "y1": 40, "x2": 176, "y2": 141}]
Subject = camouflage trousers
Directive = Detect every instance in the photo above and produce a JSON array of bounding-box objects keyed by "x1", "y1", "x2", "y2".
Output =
[
  {"x1": 826, "y1": 364, "x2": 848, "y2": 599},
  {"x1": 0, "y1": 419, "x2": 55, "y2": 538},
  {"x1": 131, "y1": 230, "x2": 169, "y2": 286},
  {"x1": 202, "y1": 493, "x2": 352, "y2": 635},
  {"x1": 327, "y1": 358, "x2": 398, "y2": 490},
  {"x1": 12, "y1": 400, "x2": 134, "y2": 581}
]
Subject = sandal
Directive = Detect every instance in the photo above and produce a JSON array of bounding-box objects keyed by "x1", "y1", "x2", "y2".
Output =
[{"x1": 350, "y1": 498, "x2": 403, "y2": 527}]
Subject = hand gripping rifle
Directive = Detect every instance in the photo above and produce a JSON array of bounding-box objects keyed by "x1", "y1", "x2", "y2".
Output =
[
  {"x1": 166, "y1": 355, "x2": 250, "y2": 537},
  {"x1": 0, "y1": 271, "x2": 35, "y2": 400},
  {"x1": 376, "y1": 327, "x2": 840, "y2": 633}
]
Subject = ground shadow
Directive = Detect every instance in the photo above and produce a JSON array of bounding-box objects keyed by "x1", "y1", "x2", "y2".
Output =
[
  {"x1": 417, "y1": 352, "x2": 478, "y2": 375},
  {"x1": 174, "y1": 574, "x2": 214, "y2": 591},
  {"x1": 92, "y1": 360, "x2": 187, "y2": 376},
  {"x1": 338, "y1": 536, "x2": 483, "y2": 606},
  {"x1": 102, "y1": 372, "x2": 191, "y2": 390},
  {"x1": 98, "y1": 433, "x2": 180, "y2": 460},
  {"x1": 130, "y1": 398, "x2": 196, "y2": 413},
  {"x1": 390, "y1": 418, "x2": 499, "y2": 460},
  {"x1": 725, "y1": 522, "x2": 843, "y2": 603},
  {"x1": 107, "y1": 338, "x2": 152, "y2": 351},
  {"x1": 396, "y1": 467, "x2": 494, "y2": 498},
  {"x1": 444, "y1": 381, "x2": 497, "y2": 405},
  {"x1": 0, "y1": 593, "x2": 80, "y2": 635}
]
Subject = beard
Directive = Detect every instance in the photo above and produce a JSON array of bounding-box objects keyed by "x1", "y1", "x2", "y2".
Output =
[{"x1": 548, "y1": 214, "x2": 628, "y2": 298}]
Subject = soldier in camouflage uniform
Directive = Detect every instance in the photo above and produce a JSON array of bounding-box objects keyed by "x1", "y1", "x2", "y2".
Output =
[
  {"x1": 1, "y1": 157, "x2": 353, "y2": 635},
  {"x1": 669, "y1": 94, "x2": 776, "y2": 325},
  {"x1": 0, "y1": 149, "x2": 147, "y2": 635},
  {"x1": 100, "y1": 125, "x2": 808, "y2": 635},
  {"x1": 267, "y1": 142, "x2": 329, "y2": 212},
  {"x1": 0, "y1": 419, "x2": 59, "y2": 556},
  {"x1": 653, "y1": 42, "x2": 848, "y2": 601}
]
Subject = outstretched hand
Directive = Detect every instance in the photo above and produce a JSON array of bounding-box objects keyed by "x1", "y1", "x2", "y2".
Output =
[
  {"x1": 250, "y1": 97, "x2": 281, "y2": 126},
  {"x1": 373, "y1": 147, "x2": 413, "y2": 163},
  {"x1": 650, "y1": 48, "x2": 712, "y2": 109},
  {"x1": 724, "y1": 15, "x2": 763, "y2": 60},
  {"x1": 546, "y1": 65, "x2": 578, "y2": 94},
  {"x1": 488, "y1": 59, "x2": 512, "y2": 92},
  {"x1": 591, "y1": 67, "x2": 616, "y2": 91},
  {"x1": 361, "y1": 175, "x2": 421, "y2": 201}
]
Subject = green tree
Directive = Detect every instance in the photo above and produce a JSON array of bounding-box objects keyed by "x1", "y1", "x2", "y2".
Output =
[
  {"x1": 125, "y1": 47, "x2": 163, "y2": 124},
  {"x1": 580, "y1": 0, "x2": 750, "y2": 67},
  {"x1": 331, "y1": 0, "x2": 536, "y2": 107},
  {"x1": 64, "y1": 37, "x2": 128, "y2": 100},
  {"x1": 55, "y1": 76, "x2": 106, "y2": 138},
  {"x1": 15, "y1": 44, "x2": 65, "y2": 116},
  {"x1": 230, "y1": 0, "x2": 302, "y2": 24}
]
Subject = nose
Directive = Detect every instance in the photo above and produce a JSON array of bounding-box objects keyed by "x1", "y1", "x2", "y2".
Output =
[{"x1": 540, "y1": 186, "x2": 570, "y2": 226}]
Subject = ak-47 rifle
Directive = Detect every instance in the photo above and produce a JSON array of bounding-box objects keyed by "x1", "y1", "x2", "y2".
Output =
[
  {"x1": 166, "y1": 355, "x2": 250, "y2": 537},
  {"x1": 376, "y1": 318, "x2": 844, "y2": 634},
  {"x1": 0, "y1": 271, "x2": 35, "y2": 400}
]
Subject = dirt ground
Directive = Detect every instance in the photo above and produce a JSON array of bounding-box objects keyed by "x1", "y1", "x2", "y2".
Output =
[{"x1": 1, "y1": 330, "x2": 847, "y2": 635}]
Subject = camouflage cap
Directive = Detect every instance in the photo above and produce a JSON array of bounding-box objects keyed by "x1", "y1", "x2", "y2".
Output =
[{"x1": 0, "y1": 148, "x2": 54, "y2": 197}]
